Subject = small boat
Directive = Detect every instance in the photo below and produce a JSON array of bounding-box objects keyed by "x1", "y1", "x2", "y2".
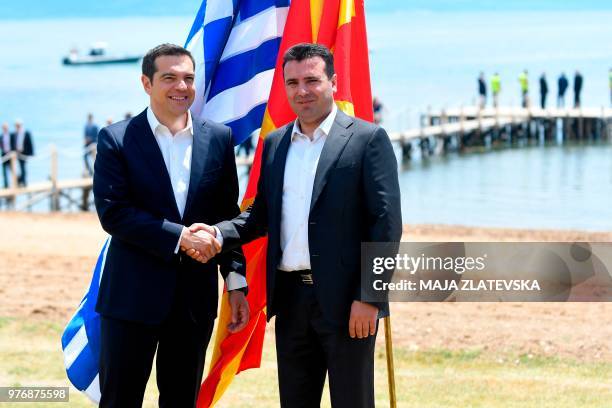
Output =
[{"x1": 63, "y1": 42, "x2": 141, "y2": 66}]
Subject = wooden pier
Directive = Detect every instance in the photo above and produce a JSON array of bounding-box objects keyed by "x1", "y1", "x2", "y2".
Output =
[
  {"x1": 1, "y1": 105, "x2": 611, "y2": 211},
  {"x1": 389, "y1": 106, "x2": 612, "y2": 158},
  {"x1": 0, "y1": 148, "x2": 93, "y2": 211}
]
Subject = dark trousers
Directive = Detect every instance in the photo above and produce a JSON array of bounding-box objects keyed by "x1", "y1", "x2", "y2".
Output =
[
  {"x1": 99, "y1": 295, "x2": 214, "y2": 408},
  {"x1": 274, "y1": 273, "x2": 377, "y2": 408},
  {"x1": 557, "y1": 94, "x2": 565, "y2": 108},
  {"x1": 84, "y1": 142, "x2": 96, "y2": 175},
  {"x1": 540, "y1": 93, "x2": 547, "y2": 109},
  {"x1": 17, "y1": 159, "x2": 26, "y2": 186},
  {"x1": 2, "y1": 161, "x2": 10, "y2": 188}
]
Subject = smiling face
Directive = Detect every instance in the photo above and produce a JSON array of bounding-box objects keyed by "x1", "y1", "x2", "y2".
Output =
[
  {"x1": 283, "y1": 56, "x2": 337, "y2": 131},
  {"x1": 141, "y1": 54, "x2": 195, "y2": 121}
]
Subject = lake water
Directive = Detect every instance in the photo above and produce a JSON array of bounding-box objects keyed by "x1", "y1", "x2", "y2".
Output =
[{"x1": 1, "y1": 1, "x2": 611, "y2": 230}]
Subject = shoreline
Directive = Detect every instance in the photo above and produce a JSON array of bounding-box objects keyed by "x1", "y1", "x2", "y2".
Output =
[{"x1": 1, "y1": 212, "x2": 611, "y2": 361}]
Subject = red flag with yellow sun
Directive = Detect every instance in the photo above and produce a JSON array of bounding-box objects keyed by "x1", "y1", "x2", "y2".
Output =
[{"x1": 197, "y1": 1, "x2": 374, "y2": 406}]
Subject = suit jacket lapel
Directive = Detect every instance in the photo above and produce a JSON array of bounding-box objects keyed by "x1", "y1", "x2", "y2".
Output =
[
  {"x1": 310, "y1": 110, "x2": 354, "y2": 213},
  {"x1": 184, "y1": 119, "x2": 211, "y2": 217},
  {"x1": 271, "y1": 126, "x2": 293, "y2": 221},
  {"x1": 131, "y1": 110, "x2": 181, "y2": 220}
]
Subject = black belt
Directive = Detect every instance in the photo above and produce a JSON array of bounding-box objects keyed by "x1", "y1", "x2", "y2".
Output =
[{"x1": 279, "y1": 269, "x2": 313, "y2": 285}]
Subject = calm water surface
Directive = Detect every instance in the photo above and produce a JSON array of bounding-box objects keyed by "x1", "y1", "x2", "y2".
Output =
[{"x1": 0, "y1": 2, "x2": 610, "y2": 230}]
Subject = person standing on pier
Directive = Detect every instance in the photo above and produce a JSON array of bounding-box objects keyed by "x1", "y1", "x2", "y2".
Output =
[
  {"x1": 1, "y1": 123, "x2": 13, "y2": 189},
  {"x1": 373, "y1": 96, "x2": 383, "y2": 124},
  {"x1": 539, "y1": 73, "x2": 549, "y2": 109},
  {"x1": 12, "y1": 119, "x2": 34, "y2": 187},
  {"x1": 83, "y1": 113, "x2": 99, "y2": 176},
  {"x1": 491, "y1": 72, "x2": 501, "y2": 107},
  {"x1": 92, "y1": 43, "x2": 249, "y2": 407},
  {"x1": 557, "y1": 72, "x2": 568, "y2": 107},
  {"x1": 478, "y1": 72, "x2": 487, "y2": 108},
  {"x1": 573, "y1": 70, "x2": 583, "y2": 108},
  {"x1": 518, "y1": 69, "x2": 529, "y2": 108}
]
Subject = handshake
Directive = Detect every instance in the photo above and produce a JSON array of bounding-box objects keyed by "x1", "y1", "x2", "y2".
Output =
[{"x1": 179, "y1": 223, "x2": 219, "y2": 263}]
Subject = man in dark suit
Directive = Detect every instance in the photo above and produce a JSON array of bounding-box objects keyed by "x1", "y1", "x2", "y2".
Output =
[
  {"x1": 557, "y1": 72, "x2": 568, "y2": 108},
  {"x1": 1, "y1": 122, "x2": 13, "y2": 189},
  {"x1": 189, "y1": 43, "x2": 402, "y2": 407},
  {"x1": 539, "y1": 73, "x2": 549, "y2": 109},
  {"x1": 12, "y1": 119, "x2": 34, "y2": 187},
  {"x1": 574, "y1": 70, "x2": 584, "y2": 108},
  {"x1": 93, "y1": 43, "x2": 250, "y2": 407},
  {"x1": 83, "y1": 113, "x2": 99, "y2": 176}
]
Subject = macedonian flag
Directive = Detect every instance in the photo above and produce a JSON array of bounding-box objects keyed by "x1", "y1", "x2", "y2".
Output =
[{"x1": 197, "y1": 1, "x2": 374, "y2": 406}]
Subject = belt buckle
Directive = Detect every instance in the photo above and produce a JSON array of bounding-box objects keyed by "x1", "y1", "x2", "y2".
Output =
[{"x1": 300, "y1": 273, "x2": 313, "y2": 285}]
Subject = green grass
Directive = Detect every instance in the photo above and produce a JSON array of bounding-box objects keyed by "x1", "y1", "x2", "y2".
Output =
[{"x1": 0, "y1": 317, "x2": 610, "y2": 407}]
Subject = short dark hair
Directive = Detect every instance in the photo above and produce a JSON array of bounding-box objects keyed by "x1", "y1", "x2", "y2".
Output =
[
  {"x1": 282, "y1": 43, "x2": 335, "y2": 79},
  {"x1": 142, "y1": 43, "x2": 195, "y2": 82}
]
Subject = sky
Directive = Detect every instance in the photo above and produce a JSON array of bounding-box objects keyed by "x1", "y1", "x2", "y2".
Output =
[{"x1": 1, "y1": 0, "x2": 611, "y2": 20}]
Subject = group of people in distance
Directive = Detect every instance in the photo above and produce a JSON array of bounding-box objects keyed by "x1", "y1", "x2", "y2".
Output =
[
  {"x1": 1, "y1": 120, "x2": 34, "y2": 189},
  {"x1": 478, "y1": 70, "x2": 588, "y2": 109}
]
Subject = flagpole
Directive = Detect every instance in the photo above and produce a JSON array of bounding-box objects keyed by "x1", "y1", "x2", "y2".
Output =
[{"x1": 384, "y1": 316, "x2": 397, "y2": 408}]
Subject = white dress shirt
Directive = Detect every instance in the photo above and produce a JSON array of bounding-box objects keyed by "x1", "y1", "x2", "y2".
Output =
[
  {"x1": 278, "y1": 104, "x2": 338, "y2": 271},
  {"x1": 146, "y1": 107, "x2": 246, "y2": 290},
  {"x1": 15, "y1": 130, "x2": 25, "y2": 152},
  {"x1": 147, "y1": 107, "x2": 192, "y2": 219}
]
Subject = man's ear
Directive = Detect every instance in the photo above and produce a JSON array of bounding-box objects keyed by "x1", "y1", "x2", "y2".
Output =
[
  {"x1": 141, "y1": 74, "x2": 152, "y2": 96},
  {"x1": 331, "y1": 73, "x2": 338, "y2": 93}
]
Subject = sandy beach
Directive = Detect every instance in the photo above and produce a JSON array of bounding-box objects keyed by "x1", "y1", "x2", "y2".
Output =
[{"x1": 1, "y1": 212, "x2": 611, "y2": 362}]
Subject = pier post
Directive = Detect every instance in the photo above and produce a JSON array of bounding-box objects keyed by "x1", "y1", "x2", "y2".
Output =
[
  {"x1": 493, "y1": 106, "x2": 500, "y2": 143},
  {"x1": 563, "y1": 109, "x2": 570, "y2": 141},
  {"x1": 439, "y1": 109, "x2": 448, "y2": 154},
  {"x1": 603, "y1": 107, "x2": 610, "y2": 141},
  {"x1": 81, "y1": 186, "x2": 91, "y2": 211},
  {"x1": 50, "y1": 145, "x2": 59, "y2": 211},
  {"x1": 7, "y1": 152, "x2": 18, "y2": 208},
  {"x1": 10, "y1": 152, "x2": 18, "y2": 190},
  {"x1": 476, "y1": 108, "x2": 483, "y2": 146},
  {"x1": 578, "y1": 108, "x2": 584, "y2": 140}
]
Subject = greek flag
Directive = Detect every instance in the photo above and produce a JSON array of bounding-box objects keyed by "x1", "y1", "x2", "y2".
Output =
[
  {"x1": 61, "y1": 0, "x2": 289, "y2": 403},
  {"x1": 185, "y1": 0, "x2": 290, "y2": 145},
  {"x1": 61, "y1": 238, "x2": 110, "y2": 403}
]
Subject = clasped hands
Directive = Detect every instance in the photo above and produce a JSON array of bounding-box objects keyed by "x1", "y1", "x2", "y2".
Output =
[
  {"x1": 179, "y1": 223, "x2": 219, "y2": 263},
  {"x1": 180, "y1": 223, "x2": 249, "y2": 333}
]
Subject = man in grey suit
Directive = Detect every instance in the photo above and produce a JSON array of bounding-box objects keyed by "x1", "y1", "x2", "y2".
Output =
[{"x1": 188, "y1": 43, "x2": 402, "y2": 407}]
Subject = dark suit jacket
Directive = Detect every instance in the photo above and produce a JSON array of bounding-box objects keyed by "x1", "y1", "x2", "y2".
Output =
[
  {"x1": 93, "y1": 109, "x2": 245, "y2": 325},
  {"x1": 1, "y1": 133, "x2": 12, "y2": 156},
  {"x1": 11, "y1": 131, "x2": 34, "y2": 156},
  {"x1": 217, "y1": 110, "x2": 402, "y2": 327}
]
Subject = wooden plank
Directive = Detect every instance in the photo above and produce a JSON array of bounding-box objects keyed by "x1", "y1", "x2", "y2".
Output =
[
  {"x1": 0, "y1": 182, "x2": 53, "y2": 198},
  {"x1": 389, "y1": 117, "x2": 522, "y2": 142},
  {"x1": 430, "y1": 106, "x2": 612, "y2": 120}
]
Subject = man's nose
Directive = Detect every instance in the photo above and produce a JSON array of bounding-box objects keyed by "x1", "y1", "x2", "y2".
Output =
[{"x1": 176, "y1": 80, "x2": 188, "y2": 90}]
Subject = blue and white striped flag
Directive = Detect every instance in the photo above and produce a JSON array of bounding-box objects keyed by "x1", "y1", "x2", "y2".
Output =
[
  {"x1": 185, "y1": 0, "x2": 290, "y2": 145},
  {"x1": 61, "y1": 238, "x2": 110, "y2": 403},
  {"x1": 62, "y1": 0, "x2": 289, "y2": 403}
]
